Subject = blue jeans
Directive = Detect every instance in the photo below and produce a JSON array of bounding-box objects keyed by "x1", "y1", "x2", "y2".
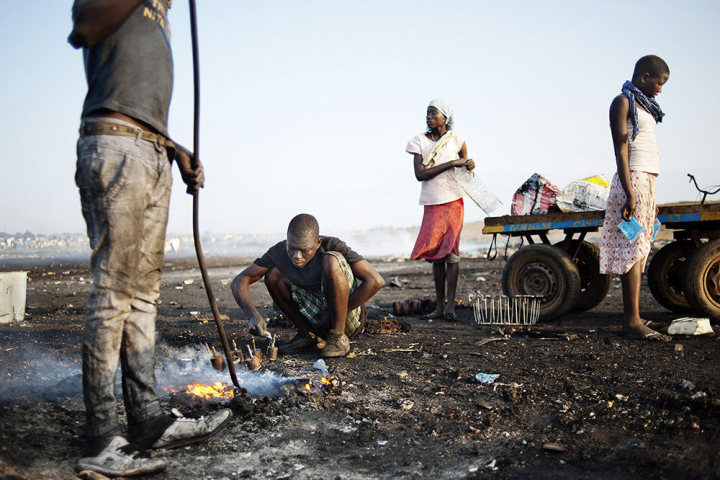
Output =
[{"x1": 75, "y1": 118, "x2": 172, "y2": 440}]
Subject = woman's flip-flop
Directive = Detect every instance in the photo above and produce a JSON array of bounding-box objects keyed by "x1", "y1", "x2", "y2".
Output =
[
  {"x1": 444, "y1": 312, "x2": 458, "y2": 322},
  {"x1": 643, "y1": 320, "x2": 665, "y2": 330},
  {"x1": 640, "y1": 331, "x2": 671, "y2": 342},
  {"x1": 423, "y1": 311, "x2": 445, "y2": 320}
]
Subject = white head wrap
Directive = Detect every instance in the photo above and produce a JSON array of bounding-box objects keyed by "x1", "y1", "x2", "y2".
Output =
[{"x1": 428, "y1": 98, "x2": 454, "y2": 130}]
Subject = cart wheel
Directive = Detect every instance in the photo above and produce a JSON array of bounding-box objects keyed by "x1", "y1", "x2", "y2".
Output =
[
  {"x1": 682, "y1": 239, "x2": 720, "y2": 324},
  {"x1": 647, "y1": 240, "x2": 696, "y2": 313},
  {"x1": 502, "y1": 244, "x2": 581, "y2": 321},
  {"x1": 555, "y1": 240, "x2": 611, "y2": 312}
]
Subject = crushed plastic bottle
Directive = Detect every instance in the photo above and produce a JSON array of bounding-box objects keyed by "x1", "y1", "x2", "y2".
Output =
[
  {"x1": 454, "y1": 168, "x2": 502, "y2": 214},
  {"x1": 475, "y1": 373, "x2": 500, "y2": 384}
]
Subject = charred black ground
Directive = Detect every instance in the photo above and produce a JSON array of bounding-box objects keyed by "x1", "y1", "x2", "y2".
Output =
[{"x1": 1, "y1": 254, "x2": 718, "y2": 479}]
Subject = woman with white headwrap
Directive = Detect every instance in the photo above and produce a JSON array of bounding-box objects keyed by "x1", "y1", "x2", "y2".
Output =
[{"x1": 406, "y1": 99, "x2": 475, "y2": 321}]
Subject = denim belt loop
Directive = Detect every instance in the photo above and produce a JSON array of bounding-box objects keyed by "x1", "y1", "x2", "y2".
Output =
[{"x1": 135, "y1": 128, "x2": 143, "y2": 145}]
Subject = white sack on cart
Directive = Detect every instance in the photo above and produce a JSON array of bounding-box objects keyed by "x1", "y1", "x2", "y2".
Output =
[{"x1": 556, "y1": 174, "x2": 610, "y2": 213}]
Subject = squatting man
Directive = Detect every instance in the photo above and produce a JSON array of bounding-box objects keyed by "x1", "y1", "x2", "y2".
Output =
[{"x1": 231, "y1": 214, "x2": 385, "y2": 357}]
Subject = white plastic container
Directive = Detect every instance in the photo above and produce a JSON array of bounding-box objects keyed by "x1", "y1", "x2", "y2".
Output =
[
  {"x1": 454, "y1": 168, "x2": 502, "y2": 214},
  {"x1": 0, "y1": 272, "x2": 27, "y2": 323}
]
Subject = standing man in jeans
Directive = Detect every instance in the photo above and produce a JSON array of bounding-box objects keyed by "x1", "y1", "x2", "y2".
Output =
[{"x1": 69, "y1": 1, "x2": 231, "y2": 476}]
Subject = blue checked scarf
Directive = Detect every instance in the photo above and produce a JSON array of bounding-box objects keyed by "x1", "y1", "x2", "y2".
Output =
[{"x1": 621, "y1": 80, "x2": 665, "y2": 141}]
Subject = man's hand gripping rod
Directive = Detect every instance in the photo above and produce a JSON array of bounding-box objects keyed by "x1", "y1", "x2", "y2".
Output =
[{"x1": 188, "y1": 0, "x2": 240, "y2": 390}]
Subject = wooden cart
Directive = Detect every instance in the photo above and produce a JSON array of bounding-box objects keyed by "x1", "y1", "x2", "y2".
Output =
[{"x1": 482, "y1": 202, "x2": 720, "y2": 321}]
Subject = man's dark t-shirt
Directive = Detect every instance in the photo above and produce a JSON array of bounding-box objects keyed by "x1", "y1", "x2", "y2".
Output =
[
  {"x1": 73, "y1": 0, "x2": 173, "y2": 136},
  {"x1": 254, "y1": 237, "x2": 363, "y2": 290}
]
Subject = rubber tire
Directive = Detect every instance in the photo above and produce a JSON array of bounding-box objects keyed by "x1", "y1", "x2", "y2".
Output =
[
  {"x1": 502, "y1": 244, "x2": 581, "y2": 321},
  {"x1": 682, "y1": 239, "x2": 720, "y2": 324},
  {"x1": 647, "y1": 240, "x2": 696, "y2": 313},
  {"x1": 555, "y1": 240, "x2": 611, "y2": 312}
]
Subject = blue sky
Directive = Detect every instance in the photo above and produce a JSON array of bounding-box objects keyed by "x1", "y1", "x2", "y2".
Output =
[{"x1": 1, "y1": 1, "x2": 718, "y2": 236}]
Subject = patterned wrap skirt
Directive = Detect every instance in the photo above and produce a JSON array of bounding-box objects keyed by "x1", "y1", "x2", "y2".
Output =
[
  {"x1": 411, "y1": 198, "x2": 464, "y2": 262},
  {"x1": 599, "y1": 171, "x2": 657, "y2": 274}
]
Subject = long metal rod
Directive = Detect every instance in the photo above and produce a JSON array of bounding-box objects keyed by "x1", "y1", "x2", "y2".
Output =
[{"x1": 188, "y1": 0, "x2": 240, "y2": 389}]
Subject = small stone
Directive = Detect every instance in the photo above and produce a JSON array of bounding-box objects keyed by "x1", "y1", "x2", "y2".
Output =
[{"x1": 543, "y1": 443, "x2": 566, "y2": 452}]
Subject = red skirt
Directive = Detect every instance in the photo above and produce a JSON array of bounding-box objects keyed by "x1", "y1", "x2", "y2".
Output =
[{"x1": 411, "y1": 198, "x2": 464, "y2": 262}]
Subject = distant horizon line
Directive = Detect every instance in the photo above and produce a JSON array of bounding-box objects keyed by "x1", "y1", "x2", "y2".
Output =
[{"x1": 2, "y1": 221, "x2": 492, "y2": 239}]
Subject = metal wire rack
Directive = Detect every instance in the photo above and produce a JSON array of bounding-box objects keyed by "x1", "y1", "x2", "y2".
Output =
[{"x1": 469, "y1": 293, "x2": 541, "y2": 325}]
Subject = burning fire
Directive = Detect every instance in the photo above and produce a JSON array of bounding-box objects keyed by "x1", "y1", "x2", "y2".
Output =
[
  {"x1": 182, "y1": 382, "x2": 234, "y2": 399},
  {"x1": 320, "y1": 376, "x2": 342, "y2": 395}
]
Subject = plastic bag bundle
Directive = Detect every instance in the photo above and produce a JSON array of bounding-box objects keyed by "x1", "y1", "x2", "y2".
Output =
[
  {"x1": 618, "y1": 216, "x2": 646, "y2": 242},
  {"x1": 555, "y1": 174, "x2": 610, "y2": 213},
  {"x1": 510, "y1": 173, "x2": 560, "y2": 216}
]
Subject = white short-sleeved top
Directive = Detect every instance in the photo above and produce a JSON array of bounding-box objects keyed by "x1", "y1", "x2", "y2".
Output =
[
  {"x1": 627, "y1": 106, "x2": 661, "y2": 175},
  {"x1": 406, "y1": 133, "x2": 466, "y2": 205}
]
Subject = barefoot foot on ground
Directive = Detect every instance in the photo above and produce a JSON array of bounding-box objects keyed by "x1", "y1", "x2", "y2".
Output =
[
  {"x1": 424, "y1": 308, "x2": 445, "y2": 319},
  {"x1": 622, "y1": 323, "x2": 671, "y2": 341}
]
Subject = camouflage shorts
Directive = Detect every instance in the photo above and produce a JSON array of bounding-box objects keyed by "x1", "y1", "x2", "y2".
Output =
[{"x1": 290, "y1": 251, "x2": 363, "y2": 337}]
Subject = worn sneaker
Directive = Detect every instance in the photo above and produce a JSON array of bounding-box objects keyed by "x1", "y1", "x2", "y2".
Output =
[
  {"x1": 278, "y1": 331, "x2": 318, "y2": 354},
  {"x1": 75, "y1": 436, "x2": 167, "y2": 477},
  {"x1": 321, "y1": 329, "x2": 350, "y2": 357},
  {"x1": 148, "y1": 408, "x2": 232, "y2": 449}
]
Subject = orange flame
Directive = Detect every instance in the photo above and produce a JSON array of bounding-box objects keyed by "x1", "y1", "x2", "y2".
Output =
[
  {"x1": 183, "y1": 382, "x2": 234, "y2": 399},
  {"x1": 320, "y1": 376, "x2": 334, "y2": 385},
  {"x1": 305, "y1": 383, "x2": 312, "y2": 391}
]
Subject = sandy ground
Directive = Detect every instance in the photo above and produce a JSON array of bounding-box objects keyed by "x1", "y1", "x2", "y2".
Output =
[{"x1": 0, "y1": 252, "x2": 719, "y2": 480}]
